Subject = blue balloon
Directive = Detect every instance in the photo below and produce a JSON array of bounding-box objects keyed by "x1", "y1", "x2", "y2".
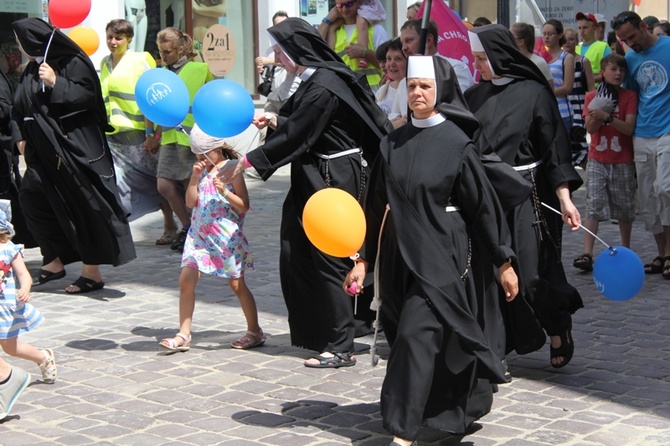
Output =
[
  {"x1": 593, "y1": 246, "x2": 644, "y2": 301},
  {"x1": 193, "y1": 79, "x2": 254, "y2": 138},
  {"x1": 135, "y1": 68, "x2": 190, "y2": 127}
]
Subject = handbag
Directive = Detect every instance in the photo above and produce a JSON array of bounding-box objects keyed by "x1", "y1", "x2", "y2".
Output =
[{"x1": 257, "y1": 65, "x2": 275, "y2": 97}]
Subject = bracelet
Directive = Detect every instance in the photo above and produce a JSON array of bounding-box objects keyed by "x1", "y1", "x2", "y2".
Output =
[
  {"x1": 222, "y1": 188, "x2": 229, "y2": 198},
  {"x1": 362, "y1": 48, "x2": 367, "y2": 58},
  {"x1": 145, "y1": 128, "x2": 154, "y2": 135},
  {"x1": 603, "y1": 114, "x2": 613, "y2": 125},
  {"x1": 322, "y1": 17, "x2": 331, "y2": 25},
  {"x1": 154, "y1": 133, "x2": 161, "y2": 140},
  {"x1": 243, "y1": 155, "x2": 252, "y2": 168}
]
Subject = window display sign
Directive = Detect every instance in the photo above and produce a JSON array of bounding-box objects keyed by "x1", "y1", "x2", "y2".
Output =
[
  {"x1": 300, "y1": 0, "x2": 330, "y2": 27},
  {"x1": 0, "y1": 0, "x2": 42, "y2": 14},
  {"x1": 201, "y1": 23, "x2": 236, "y2": 77}
]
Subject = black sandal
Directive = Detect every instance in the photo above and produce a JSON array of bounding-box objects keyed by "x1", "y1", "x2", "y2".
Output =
[
  {"x1": 65, "y1": 276, "x2": 105, "y2": 294},
  {"x1": 644, "y1": 256, "x2": 664, "y2": 274},
  {"x1": 550, "y1": 323, "x2": 574, "y2": 369},
  {"x1": 33, "y1": 268, "x2": 66, "y2": 285},
  {"x1": 304, "y1": 352, "x2": 356, "y2": 368},
  {"x1": 573, "y1": 253, "x2": 593, "y2": 271}
]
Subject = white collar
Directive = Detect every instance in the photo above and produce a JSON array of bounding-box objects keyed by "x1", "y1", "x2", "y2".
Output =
[
  {"x1": 411, "y1": 112, "x2": 446, "y2": 128},
  {"x1": 298, "y1": 67, "x2": 316, "y2": 81},
  {"x1": 492, "y1": 76, "x2": 514, "y2": 86}
]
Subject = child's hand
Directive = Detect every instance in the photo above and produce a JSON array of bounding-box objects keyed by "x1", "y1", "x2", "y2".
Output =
[
  {"x1": 192, "y1": 160, "x2": 207, "y2": 175},
  {"x1": 17, "y1": 288, "x2": 30, "y2": 303},
  {"x1": 212, "y1": 176, "x2": 227, "y2": 195}
]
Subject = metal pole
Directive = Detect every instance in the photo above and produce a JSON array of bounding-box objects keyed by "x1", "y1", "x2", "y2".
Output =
[
  {"x1": 497, "y1": 0, "x2": 510, "y2": 28},
  {"x1": 418, "y1": 0, "x2": 433, "y2": 55}
]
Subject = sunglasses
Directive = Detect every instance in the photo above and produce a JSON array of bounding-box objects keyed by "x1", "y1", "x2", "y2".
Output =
[
  {"x1": 336, "y1": 1, "x2": 356, "y2": 8},
  {"x1": 610, "y1": 13, "x2": 639, "y2": 30}
]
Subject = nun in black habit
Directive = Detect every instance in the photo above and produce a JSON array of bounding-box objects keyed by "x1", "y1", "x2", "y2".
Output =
[
  {"x1": 218, "y1": 17, "x2": 391, "y2": 367},
  {"x1": 344, "y1": 55, "x2": 519, "y2": 444},
  {"x1": 464, "y1": 24, "x2": 583, "y2": 368},
  {"x1": 11, "y1": 18, "x2": 135, "y2": 293},
  {"x1": 0, "y1": 66, "x2": 35, "y2": 248}
]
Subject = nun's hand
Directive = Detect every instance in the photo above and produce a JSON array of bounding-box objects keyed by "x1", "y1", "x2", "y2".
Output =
[
  {"x1": 38, "y1": 63, "x2": 56, "y2": 88},
  {"x1": 556, "y1": 184, "x2": 581, "y2": 230},
  {"x1": 343, "y1": 261, "x2": 367, "y2": 296},
  {"x1": 499, "y1": 262, "x2": 518, "y2": 302},
  {"x1": 252, "y1": 112, "x2": 276, "y2": 130}
]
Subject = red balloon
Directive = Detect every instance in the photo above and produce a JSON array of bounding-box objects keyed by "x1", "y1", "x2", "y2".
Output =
[{"x1": 48, "y1": 0, "x2": 92, "y2": 29}]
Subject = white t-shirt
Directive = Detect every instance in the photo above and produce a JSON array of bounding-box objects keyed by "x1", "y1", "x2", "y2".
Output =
[
  {"x1": 375, "y1": 82, "x2": 398, "y2": 116},
  {"x1": 530, "y1": 53, "x2": 553, "y2": 84}
]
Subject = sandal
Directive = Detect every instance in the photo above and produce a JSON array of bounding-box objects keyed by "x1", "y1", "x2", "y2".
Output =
[
  {"x1": 65, "y1": 276, "x2": 105, "y2": 294},
  {"x1": 644, "y1": 256, "x2": 664, "y2": 274},
  {"x1": 550, "y1": 322, "x2": 574, "y2": 369},
  {"x1": 33, "y1": 268, "x2": 66, "y2": 285},
  {"x1": 170, "y1": 228, "x2": 188, "y2": 252},
  {"x1": 231, "y1": 329, "x2": 266, "y2": 349},
  {"x1": 155, "y1": 229, "x2": 178, "y2": 246},
  {"x1": 159, "y1": 333, "x2": 191, "y2": 352},
  {"x1": 38, "y1": 348, "x2": 57, "y2": 384},
  {"x1": 573, "y1": 253, "x2": 593, "y2": 271},
  {"x1": 304, "y1": 352, "x2": 356, "y2": 369},
  {"x1": 663, "y1": 256, "x2": 670, "y2": 280}
]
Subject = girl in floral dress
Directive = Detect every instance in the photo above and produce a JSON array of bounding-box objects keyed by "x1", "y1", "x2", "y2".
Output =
[
  {"x1": 159, "y1": 124, "x2": 264, "y2": 352},
  {"x1": 0, "y1": 200, "x2": 56, "y2": 383}
]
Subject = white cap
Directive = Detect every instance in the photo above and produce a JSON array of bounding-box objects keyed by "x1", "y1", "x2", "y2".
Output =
[
  {"x1": 407, "y1": 55, "x2": 435, "y2": 79},
  {"x1": 594, "y1": 13, "x2": 606, "y2": 24},
  {"x1": 468, "y1": 31, "x2": 484, "y2": 52},
  {"x1": 189, "y1": 123, "x2": 227, "y2": 155}
]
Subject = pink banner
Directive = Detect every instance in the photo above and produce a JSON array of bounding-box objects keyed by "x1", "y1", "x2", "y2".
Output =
[{"x1": 417, "y1": 1, "x2": 475, "y2": 76}]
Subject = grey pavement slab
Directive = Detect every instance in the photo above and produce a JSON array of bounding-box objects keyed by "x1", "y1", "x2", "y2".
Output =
[{"x1": 2, "y1": 167, "x2": 669, "y2": 445}]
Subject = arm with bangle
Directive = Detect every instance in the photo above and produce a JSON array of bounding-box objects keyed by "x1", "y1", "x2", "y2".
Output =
[{"x1": 143, "y1": 119, "x2": 161, "y2": 153}]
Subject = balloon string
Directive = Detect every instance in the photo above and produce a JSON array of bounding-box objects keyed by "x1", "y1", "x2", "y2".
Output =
[
  {"x1": 41, "y1": 29, "x2": 56, "y2": 92},
  {"x1": 540, "y1": 202, "x2": 612, "y2": 250}
]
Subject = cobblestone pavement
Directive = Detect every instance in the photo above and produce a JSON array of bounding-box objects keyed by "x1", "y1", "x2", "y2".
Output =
[{"x1": 2, "y1": 167, "x2": 669, "y2": 446}]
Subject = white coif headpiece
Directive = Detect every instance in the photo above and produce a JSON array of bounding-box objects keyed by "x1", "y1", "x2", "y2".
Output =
[
  {"x1": 468, "y1": 31, "x2": 485, "y2": 52},
  {"x1": 407, "y1": 55, "x2": 435, "y2": 79}
]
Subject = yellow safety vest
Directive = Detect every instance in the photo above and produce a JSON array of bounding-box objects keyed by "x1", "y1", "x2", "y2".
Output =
[
  {"x1": 100, "y1": 51, "x2": 156, "y2": 134},
  {"x1": 161, "y1": 62, "x2": 214, "y2": 146},
  {"x1": 576, "y1": 40, "x2": 609, "y2": 84},
  {"x1": 334, "y1": 25, "x2": 381, "y2": 88}
]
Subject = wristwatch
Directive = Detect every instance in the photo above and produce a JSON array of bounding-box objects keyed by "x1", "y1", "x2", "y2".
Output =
[{"x1": 603, "y1": 114, "x2": 613, "y2": 125}]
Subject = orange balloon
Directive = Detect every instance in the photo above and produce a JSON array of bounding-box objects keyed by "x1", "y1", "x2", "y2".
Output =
[
  {"x1": 303, "y1": 188, "x2": 366, "y2": 258},
  {"x1": 68, "y1": 26, "x2": 99, "y2": 56}
]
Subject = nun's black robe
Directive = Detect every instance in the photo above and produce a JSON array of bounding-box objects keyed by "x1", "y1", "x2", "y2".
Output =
[
  {"x1": 464, "y1": 24, "x2": 583, "y2": 355},
  {"x1": 11, "y1": 19, "x2": 135, "y2": 267},
  {"x1": 246, "y1": 18, "x2": 391, "y2": 353},
  {"x1": 364, "y1": 117, "x2": 514, "y2": 438}
]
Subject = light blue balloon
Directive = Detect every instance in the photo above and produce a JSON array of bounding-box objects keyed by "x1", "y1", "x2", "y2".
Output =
[
  {"x1": 593, "y1": 246, "x2": 644, "y2": 301},
  {"x1": 135, "y1": 68, "x2": 190, "y2": 127},
  {"x1": 193, "y1": 79, "x2": 254, "y2": 138}
]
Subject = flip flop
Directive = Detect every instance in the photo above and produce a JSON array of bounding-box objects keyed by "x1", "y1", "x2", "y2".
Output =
[
  {"x1": 65, "y1": 276, "x2": 105, "y2": 294},
  {"x1": 33, "y1": 268, "x2": 66, "y2": 285}
]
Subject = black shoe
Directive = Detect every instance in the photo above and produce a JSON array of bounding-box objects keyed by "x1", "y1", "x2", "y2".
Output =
[{"x1": 170, "y1": 228, "x2": 188, "y2": 251}]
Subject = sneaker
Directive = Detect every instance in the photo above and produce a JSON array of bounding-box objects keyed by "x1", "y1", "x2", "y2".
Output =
[
  {"x1": 170, "y1": 228, "x2": 188, "y2": 252},
  {"x1": 0, "y1": 366, "x2": 30, "y2": 419},
  {"x1": 38, "y1": 349, "x2": 57, "y2": 384}
]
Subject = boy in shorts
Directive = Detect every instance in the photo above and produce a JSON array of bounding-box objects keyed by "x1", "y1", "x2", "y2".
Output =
[{"x1": 573, "y1": 54, "x2": 638, "y2": 271}]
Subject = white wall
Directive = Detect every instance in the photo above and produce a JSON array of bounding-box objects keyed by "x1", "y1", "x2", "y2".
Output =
[{"x1": 62, "y1": 0, "x2": 124, "y2": 71}]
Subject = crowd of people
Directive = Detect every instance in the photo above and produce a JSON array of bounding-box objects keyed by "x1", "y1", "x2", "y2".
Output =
[{"x1": 1, "y1": 2, "x2": 669, "y2": 445}]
